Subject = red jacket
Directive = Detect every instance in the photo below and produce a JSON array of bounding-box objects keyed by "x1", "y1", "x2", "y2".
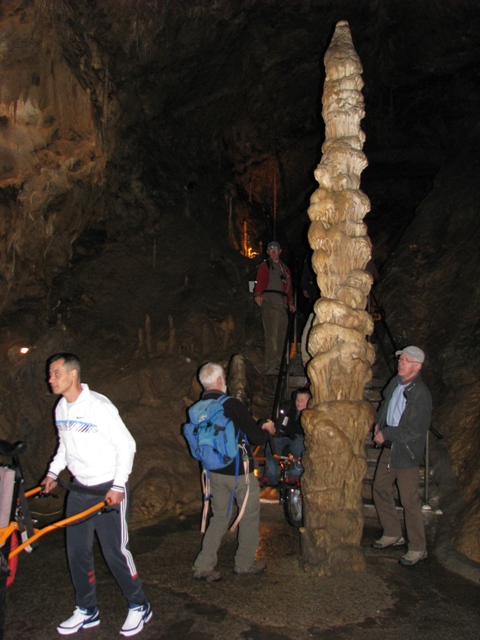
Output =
[{"x1": 254, "y1": 259, "x2": 293, "y2": 305}]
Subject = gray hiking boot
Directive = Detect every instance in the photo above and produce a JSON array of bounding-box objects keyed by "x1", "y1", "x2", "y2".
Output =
[
  {"x1": 371, "y1": 535, "x2": 406, "y2": 549},
  {"x1": 234, "y1": 559, "x2": 266, "y2": 575},
  {"x1": 192, "y1": 569, "x2": 222, "y2": 583}
]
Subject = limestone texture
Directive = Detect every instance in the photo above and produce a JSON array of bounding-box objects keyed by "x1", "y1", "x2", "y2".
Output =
[{"x1": 300, "y1": 21, "x2": 375, "y2": 576}]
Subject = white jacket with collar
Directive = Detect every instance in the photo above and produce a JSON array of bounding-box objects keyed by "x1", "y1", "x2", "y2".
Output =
[{"x1": 47, "y1": 384, "x2": 136, "y2": 490}]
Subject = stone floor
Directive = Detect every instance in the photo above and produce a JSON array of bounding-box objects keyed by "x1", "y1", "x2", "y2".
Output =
[{"x1": 4, "y1": 502, "x2": 480, "y2": 640}]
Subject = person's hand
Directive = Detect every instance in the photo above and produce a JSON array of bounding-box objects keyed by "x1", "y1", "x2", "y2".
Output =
[
  {"x1": 288, "y1": 303, "x2": 296, "y2": 313},
  {"x1": 373, "y1": 429, "x2": 385, "y2": 446},
  {"x1": 262, "y1": 419, "x2": 276, "y2": 435},
  {"x1": 40, "y1": 476, "x2": 57, "y2": 494},
  {"x1": 303, "y1": 290, "x2": 309, "y2": 298},
  {"x1": 105, "y1": 488, "x2": 125, "y2": 505},
  {"x1": 254, "y1": 294, "x2": 263, "y2": 307}
]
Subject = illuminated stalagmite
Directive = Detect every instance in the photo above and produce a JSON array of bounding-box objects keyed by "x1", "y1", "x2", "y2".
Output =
[{"x1": 300, "y1": 21, "x2": 375, "y2": 576}]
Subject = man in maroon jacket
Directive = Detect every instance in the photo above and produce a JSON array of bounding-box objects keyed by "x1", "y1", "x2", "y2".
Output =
[{"x1": 254, "y1": 241, "x2": 295, "y2": 374}]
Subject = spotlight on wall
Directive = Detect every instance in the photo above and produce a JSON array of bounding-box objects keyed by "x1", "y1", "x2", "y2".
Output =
[{"x1": 7, "y1": 345, "x2": 30, "y2": 364}]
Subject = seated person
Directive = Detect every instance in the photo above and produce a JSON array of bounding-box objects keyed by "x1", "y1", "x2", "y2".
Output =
[{"x1": 259, "y1": 388, "x2": 311, "y2": 487}]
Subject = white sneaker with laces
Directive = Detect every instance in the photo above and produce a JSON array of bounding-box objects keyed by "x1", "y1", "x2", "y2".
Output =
[
  {"x1": 120, "y1": 601, "x2": 153, "y2": 637},
  {"x1": 57, "y1": 607, "x2": 100, "y2": 635}
]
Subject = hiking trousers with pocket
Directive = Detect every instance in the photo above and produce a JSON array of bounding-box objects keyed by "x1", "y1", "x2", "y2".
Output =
[{"x1": 193, "y1": 471, "x2": 260, "y2": 573}]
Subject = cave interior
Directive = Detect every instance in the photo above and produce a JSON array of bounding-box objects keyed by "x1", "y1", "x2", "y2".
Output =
[{"x1": 0, "y1": 0, "x2": 479, "y2": 565}]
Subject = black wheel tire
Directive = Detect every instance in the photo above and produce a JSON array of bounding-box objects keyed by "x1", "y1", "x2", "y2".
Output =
[{"x1": 284, "y1": 487, "x2": 303, "y2": 528}]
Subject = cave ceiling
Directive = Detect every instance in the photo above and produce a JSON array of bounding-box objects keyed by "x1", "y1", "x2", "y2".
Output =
[{"x1": 1, "y1": 0, "x2": 480, "y2": 334}]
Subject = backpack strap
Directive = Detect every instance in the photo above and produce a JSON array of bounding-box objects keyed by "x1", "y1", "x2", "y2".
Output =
[
  {"x1": 200, "y1": 469, "x2": 211, "y2": 534},
  {"x1": 199, "y1": 395, "x2": 235, "y2": 532},
  {"x1": 199, "y1": 394, "x2": 252, "y2": 532},
  {"x1": 229, "y1": 434, "x2": 250, "y2": 532}
]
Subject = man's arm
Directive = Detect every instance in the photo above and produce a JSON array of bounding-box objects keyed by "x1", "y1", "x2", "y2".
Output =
[
  {"x1": 254, "y1": 262, "x2": 269, "y2": 306},
  {"x1": 225, "y1": 398, "x2": 275, "y2": 444},
  {"x1": 42, "y1": 415, "x2": 67, "y2": 492},
  {"x1": 373, "y1": 424, "x2": 385, "y2": 446},
  {"x1": 109, "y1": 409, "x2": 136, "y2": 487},
  {"x1": 374, "y1": 378, "x2": 397, "y2": 431},
  {"x1": 102, "y1": 403, "x2": 136, "y2": 502}
]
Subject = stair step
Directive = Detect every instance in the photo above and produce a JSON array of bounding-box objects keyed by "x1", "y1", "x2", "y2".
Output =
[{"x1": 363, "y1": 500, "x2": 443, "y2": 519}]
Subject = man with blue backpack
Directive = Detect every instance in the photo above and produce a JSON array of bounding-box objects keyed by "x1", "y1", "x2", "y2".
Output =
[{"x1": 184, "y1": 362, "x2": 275, "y2": 583}]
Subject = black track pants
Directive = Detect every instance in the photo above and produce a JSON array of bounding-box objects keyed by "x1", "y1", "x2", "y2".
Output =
[{"x1": 65, "y1": 480, "x2": 146, "y2": 609}]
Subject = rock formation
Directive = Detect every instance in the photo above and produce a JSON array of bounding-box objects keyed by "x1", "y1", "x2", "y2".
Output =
[
  {"x1": 0, "y1": 2, "x2": 479, "y2": 573},
  {"x1": 300, "y1": 21, "x2": 375, "y2": 576}
]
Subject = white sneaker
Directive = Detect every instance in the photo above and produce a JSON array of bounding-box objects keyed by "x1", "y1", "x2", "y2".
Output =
[
  {"x1": 120, "y1": 601, "x2": 152, "y2": 637},
  {"x1": 57, "y1": 607, "x2": 100, "y2": 635}
]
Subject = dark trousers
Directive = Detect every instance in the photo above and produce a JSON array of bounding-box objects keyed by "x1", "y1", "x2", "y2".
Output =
[
  {"x1": 260, "y1": 300, "x2": 288, "y2": 372},
  {"x1": 65, "y1": 481, "x2": 146, "y2": 609},
  {"x1": 372, "y1": 448, "x2": 426, "y2": 552}
]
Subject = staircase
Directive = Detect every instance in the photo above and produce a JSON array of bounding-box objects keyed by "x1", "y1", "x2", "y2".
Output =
[{"x1": 267, "y1": 308, "x2": 442, "y2": 523}]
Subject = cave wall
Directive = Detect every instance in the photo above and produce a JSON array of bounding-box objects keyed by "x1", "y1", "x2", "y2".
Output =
[
  {"x1": 0, "y1": 1, "x2": 109, "y2": 318},
  {"x1": 0, "y1": 0, "x2": 480, "y2": 564},
  {"x1": 378, "y1": 142, "x2": 480, "y2": 563}
]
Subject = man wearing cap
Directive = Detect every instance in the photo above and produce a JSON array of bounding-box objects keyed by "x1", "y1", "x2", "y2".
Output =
[
  {"x1": 371, "y1": 345, "x2": 432, "y2": 566},
  {"x1": 254, "y1": 241, "x2": 295, "y2": 375}
]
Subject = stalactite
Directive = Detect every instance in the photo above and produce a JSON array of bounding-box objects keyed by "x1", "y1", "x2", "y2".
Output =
[{"x1": 300, "y1": 20, "x2": 375, "y2": 577}]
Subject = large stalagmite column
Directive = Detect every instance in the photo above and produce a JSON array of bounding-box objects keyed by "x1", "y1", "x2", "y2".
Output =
[{"x1": 300, "y1": 21, "x2": 375, "y2": 576}]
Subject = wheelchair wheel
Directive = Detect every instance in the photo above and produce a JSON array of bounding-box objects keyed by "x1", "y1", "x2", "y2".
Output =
[{"x1": 284, "y1": 487, "x2": 303, "y2": 528}]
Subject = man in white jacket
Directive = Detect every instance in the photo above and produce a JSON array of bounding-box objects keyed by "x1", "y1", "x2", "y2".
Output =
[{"x1": 41, "y1": 353, "x2": 152, "y2": 637}]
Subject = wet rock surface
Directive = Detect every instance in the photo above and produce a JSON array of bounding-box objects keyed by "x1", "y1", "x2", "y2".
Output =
[{"x1": 5, "y1": 506, "x2": 480, "y2": 640}]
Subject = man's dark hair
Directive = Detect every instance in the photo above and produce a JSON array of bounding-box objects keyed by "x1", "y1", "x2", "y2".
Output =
[{"x1": 48, "y1": 352, "x2": 82, "y2": 377}]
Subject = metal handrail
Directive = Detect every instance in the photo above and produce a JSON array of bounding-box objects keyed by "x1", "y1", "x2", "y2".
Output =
[
  {"x1": 272, "y1": 311, "x2": 295, "y2": 419},
  {"x1": 424, "y1": 426, "x2": 443, "y2": 507}
]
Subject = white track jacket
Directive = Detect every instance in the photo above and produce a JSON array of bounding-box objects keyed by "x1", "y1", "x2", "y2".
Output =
[{"x1": 47, "y1": 384, "x2": 136, "y2": 490}]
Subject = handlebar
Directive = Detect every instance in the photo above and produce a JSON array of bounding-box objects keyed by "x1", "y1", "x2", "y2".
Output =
[
  {"x1": 24, "y1": 486, "x2": 44, "y2": 499},
  {"x1": 273, "y1": 453, "x2": 302, "y2": 465},
  {"x1": 8, "y1": 498, "x2": 110, "y2": 560}
]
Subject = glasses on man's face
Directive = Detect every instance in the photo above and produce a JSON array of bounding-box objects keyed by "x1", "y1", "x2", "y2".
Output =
[{"x1": 267, "y1": 246, "x2": 279, "y2": 251}]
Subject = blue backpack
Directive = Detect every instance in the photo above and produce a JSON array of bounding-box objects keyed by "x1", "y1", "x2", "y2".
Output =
[
  {"x1": 183, "y1": 395, "x2": 251, "y2": 533},
  {"x1": 183, "y1": 395, "x2": 240, "y2": 470}
]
